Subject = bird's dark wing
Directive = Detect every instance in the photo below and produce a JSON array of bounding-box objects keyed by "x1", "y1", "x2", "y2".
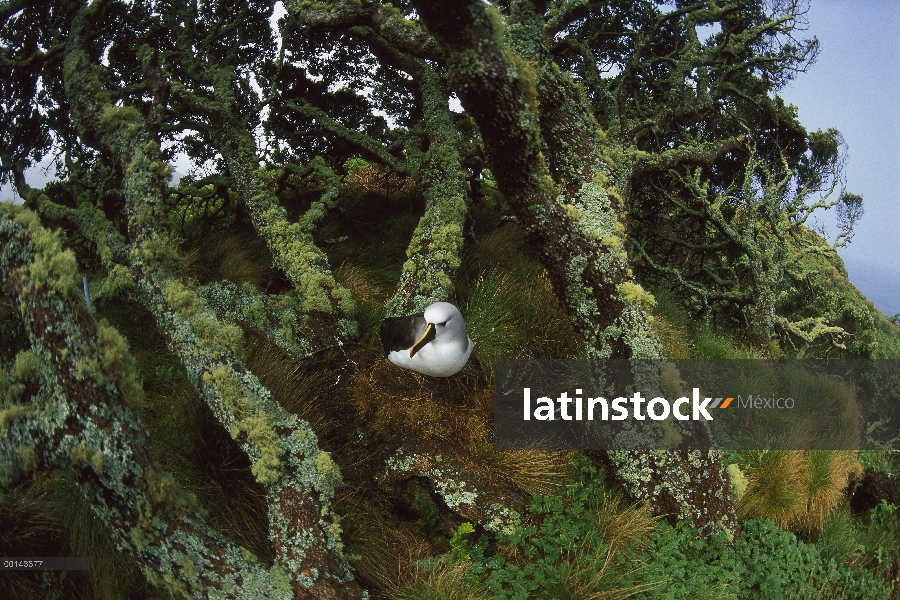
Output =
[{"x1": 379, "y1": 313, "x2": 426, "y2": 357}]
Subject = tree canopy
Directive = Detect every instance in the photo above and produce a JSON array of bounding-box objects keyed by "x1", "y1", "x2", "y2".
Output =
[{"x1": 2, "y1": 0, "x2": 898, "y2": 598}]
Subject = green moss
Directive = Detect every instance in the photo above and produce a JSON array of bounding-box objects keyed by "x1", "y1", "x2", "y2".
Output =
[
  {"x1": 97, "y1": 319, "x2": 146, "y2": 409},
  {"x1": 727, "y1": 463, "x2": 748, "y2": 501},
  {"x1": 98, "y1": 264, "x2": 136, "y2": 298},
  {"x1": 164, "y1": 280, "x2": 202, "y2": 315},
  {"x1": 268, "y1": 563, "x2": 294, "y2": 593},
  {"x1": 203, "y1": 366, "x2": 281, "y2": 484},
  {"x1": 200, "y1": 282, "x2": 317, "y2": 357},
  {"x1": 257, "y1": 204, "x2": 356, "y2": 317},
  {"x1": 190, "y1": 314, "x2": 243, "y2": 354},
  {"x1": 0, "y1": 404, "x2": 30, "y2": 428},
  {"x1": 13, "y1": 350, "x2": 41, "y2": 380},
  {"x1": 314, "y1": 450, "x2": 343, "y2": 491},
  {"x1": 141, "y1": 234, "x2": 186, "y2": 272},
  {"x1": 564, "y1": 203, "x2": 583, "y2": 221},
  {"x1": 619, "y1": 281, "x2": 656, "y2": 309},
  {"x1": 69, "y1": 442, "x2": 104, "y2": 472},
  {"x1": 100, "y1": 104, "x2": 142, "y2": 133},
  {"x1": 601, "y1": 235, "x2": 623, "y2": 251},
  {"x1": 15, "y1": 446, "x2": 38, "y2": 472}
]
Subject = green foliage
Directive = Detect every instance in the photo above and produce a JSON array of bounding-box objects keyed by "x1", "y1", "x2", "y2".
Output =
[
  {"x1": 816, "y1": 501, "x2": 900, "y2": 585},
  {"x1": 857, "y1": 451, "x2": 900, "y2": 476},
  {"x1": 414, "y1": 492, "x2": 448, "y2": 547},
  {"x1": 691, "y1": 327, "x2": 763, "y2": 359},
  {"x1": 448, "y1": 457, "x2": 656, "y2": 599},
  {"x1": 775, "y1": 227, "x2": 898, "y2": 357},
  {"x1": 856, "y1": 501, "x2": 900, "y2": 575},
  {"x1": 619, "y1": 518, "x2": 889, "y2": 600},
  {"x1": 439, "y1": 455, "x2": 890, "y2": 599}
]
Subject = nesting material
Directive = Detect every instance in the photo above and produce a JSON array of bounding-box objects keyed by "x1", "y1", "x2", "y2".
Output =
[{"x1": 379, "y1": 302, "x2": 474, "y2": 377}]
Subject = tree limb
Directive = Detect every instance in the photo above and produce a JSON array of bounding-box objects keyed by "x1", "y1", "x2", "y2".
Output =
[
  {"x1": 0, "y1": 207, "x2": 293, "y2": 600},
  {"x1": 61, "y1": 6, "x2": 363, "y2": 596}
]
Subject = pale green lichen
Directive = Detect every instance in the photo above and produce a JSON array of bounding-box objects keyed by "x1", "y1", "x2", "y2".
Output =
[
  {"x1": 0, "y1": 403, "x2": 30, "y2": 426},
  {"x1": 16, "y1": 446, "x2": 38, "y2": 472},
  {"x1": 256, "y1": 199, "x2": 356, "y2": 317},
  {"x1": 203, "y1": 366, "x2": 281, "y2": 484},
  {"x1": 726, "y1": 463, "x2": 748, "y2": 501},
  {"x1": 96, "y1": 320, "x2": 145, "y2": 409},
  {"x1": 96, "y1": 264, "x2": 136, "y2": 299},
  {"x1": 619, "y1": 282, "x2": 656, "y2": 309},
  {"x1": 13, "y1": 351, "x2": 41, "y2": 380},
  {"x1": 69, "y1": 442, "x2": 105, "y2": 473},
  {"x1": 198, "y1": 282, "x2": 318, "y2": 357},
  {"x1": 314, "y1": 450, "x2": 343, "y2": 492}
]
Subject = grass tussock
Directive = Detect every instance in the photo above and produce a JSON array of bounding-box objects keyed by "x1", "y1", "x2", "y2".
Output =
[
  {"x1": 738, "y1": 449, "x2": 861, "y2": 532},
  {"x1": 394, "y1": 555, "x2": 491, "y2": 600},
  {"x1": 187, "y1": 232, "x2": 274, "y2": 287},
  {"x1": 739, "y1": 450, "x2": 809, "y2": 528},
  {"x1": 0, "y1": 477, "x2": 66, "y2": 600},
  {"x1": 144, "y1": 381, "x2": 271, "y2": 562},
  {"x1": 594, "y1": 494, "x2": 661, "y2": 558},
  {"x1": 487, "y1": 449, "x2": 573, "y2": 496},
  {"x1": 648, "y1": 289, "x2": 693, "y2": 359},
  {"x1": 461, "y1": 226, "x2": 581, "y2": 361},
  {"x1": 341, "y1": 506, "x2": 475, "y2": 599},
  {"x1": 242, "y1": 336, "x2": 345, "y2": 444},
  {"x1": 796, "y1": 450, "x2": 863, "y2": 533}
]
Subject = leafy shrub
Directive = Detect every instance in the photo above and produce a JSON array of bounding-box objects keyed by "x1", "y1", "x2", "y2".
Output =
[
  {"x1": 450, "y1": 457, "x2": 660, "y2": 599},
  {"x1": 619, "y1": 518, "x2": 890, "y2": 600},
  {"x1": 445, "y1": 456, "x2": 889, "y2": 599}
]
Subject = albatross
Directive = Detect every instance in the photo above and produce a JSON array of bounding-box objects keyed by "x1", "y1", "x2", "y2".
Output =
[{"x1": 379, "y1": 302, "x2": 474, "y2": 377}]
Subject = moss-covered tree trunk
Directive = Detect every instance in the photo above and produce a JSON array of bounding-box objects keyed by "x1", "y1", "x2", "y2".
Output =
[
  {"x1": 414, "y1": 0, "x2": 737, "y2": 538},
  {"x1": 26, "y1": 4, "x2": 366, "y2": 597}
]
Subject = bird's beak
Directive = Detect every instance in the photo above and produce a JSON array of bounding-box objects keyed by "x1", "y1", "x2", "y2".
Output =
[{"x1": 409, "y1": 323, "x2": 436, "y2": 358}]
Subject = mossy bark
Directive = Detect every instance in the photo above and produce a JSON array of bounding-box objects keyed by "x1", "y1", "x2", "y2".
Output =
[
  {"x1": 170, "y1": 76, "x2": 357, "y2": 339},
  {"x1": 386, "y1": 66, "x2": 469, "y2": 316},
  {"x1": 55, "y1": 6, "x2": 363, "y2": 597},
  {"x1": 414, "y1": 0, "x2": 737, "y2": 538},
  {"x1": 0, "y1": 208, "x2": 294, "y2": 600}
]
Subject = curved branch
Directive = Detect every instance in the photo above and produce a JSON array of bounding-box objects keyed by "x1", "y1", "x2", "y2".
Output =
[
  {"x1": 286, "y1": 99, "x2": 407, "y2": 174},
  {"x1": 632, "y1": 135, "x2": 746, "y2": 177},
  {"x1": 171, "y1": 80, "x2": 358, "y2": 334},
  {"x1": 0, "y1": 0, "x2": 29, "y2": 23},
  {"x1": 287, "y1": 0, "x2": 443, "y2": 61},
  {"x1": 0, "y1": 207, "x2": 291, "y2": 599},
  {"x1": 61, "y1": 7, "x2": 363, "y2": 596}
]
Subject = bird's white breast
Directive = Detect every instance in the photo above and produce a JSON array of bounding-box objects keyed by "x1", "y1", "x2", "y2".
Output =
[{"x1": 388, "y1": 335, "x2": 473, "y2": 377}]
